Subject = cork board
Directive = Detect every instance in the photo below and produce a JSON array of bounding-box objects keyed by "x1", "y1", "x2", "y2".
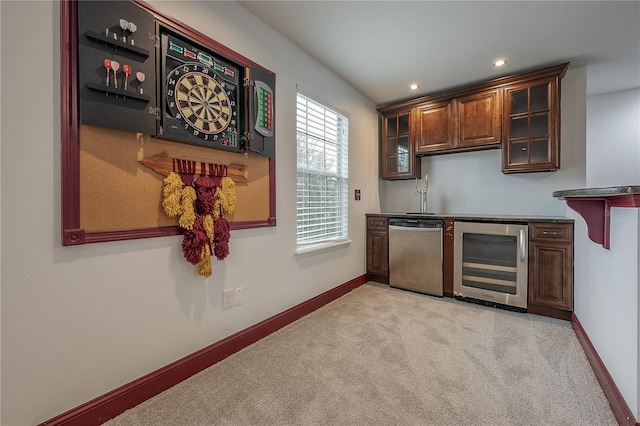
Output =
[{"x1": 79, "y1": 125, "x2": 271, "y2": 232}]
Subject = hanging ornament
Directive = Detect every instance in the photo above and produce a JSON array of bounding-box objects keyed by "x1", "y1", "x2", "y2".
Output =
[
  {"x1": 181, "y1": 215, "x2": 208, "y2": 265},
  {"x1": 197, "y1": 244, "x2": 213, "y2": 277},
  {"x1": 213, "y1": 212, "x2": 230, "y2": 261},
  {"x1": 162, "y1": 172, "x2": 183, "y2": 218},
  {"x1": 217, "y1": 177, "x2": 237, "y2": 215},
  {"x1": 178, "y1": 186, "x2": 197, "y2": 230},
  {"x1": 195, "y1": 175, "x2": 220, "y2": 215},
  {"x1": 203, "y1": 214, "x2": 215, "y2": 246},
  {"x1": 159, "y1": 160, "x2": 237, "y2": 277}
]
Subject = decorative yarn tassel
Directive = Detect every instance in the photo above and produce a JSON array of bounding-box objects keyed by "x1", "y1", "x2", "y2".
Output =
[
  {"x1": 161, "y1": 172, "x2": 183, "y2": 218},
  {"x1": 197, "y1": 244, "x2": 212, "y2": 277},
  {"x1": 217, "y1": 177, "x2": 237, "y2": 215},
  {"x1": 160, "y1": 168, "x2": 235, "y2": 277},
  {"x1": 213, "y1": 214, "x2": 230, "y2": 260},
  {"x1": 212, "y1": 198, "x2": 222, "y2": 221},
  {"x1": 203, "y1": 214, "x2": 215, "y2": 246},
  {"x1": 178, "y1": 186, "x2": 197, "y2": 230},
  {"x1": 195, "y1": 175, "x2": 219, "y2": 215},
  {"x1": 181, "y1": 215, "x2": 208, "y2": 265}
]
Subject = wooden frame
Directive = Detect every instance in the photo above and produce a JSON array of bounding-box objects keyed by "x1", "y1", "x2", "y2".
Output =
[{"x1": 61, "y1": 0, "x2": 276, "y2": 246}]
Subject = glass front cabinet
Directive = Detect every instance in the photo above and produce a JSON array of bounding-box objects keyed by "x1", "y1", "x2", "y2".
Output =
[
  {"x1": 381, "y1": 109, "x2": 420, "y2": 180},
  {"x1": 502, "y1": 77, "x2": 561, "y2": 173}
]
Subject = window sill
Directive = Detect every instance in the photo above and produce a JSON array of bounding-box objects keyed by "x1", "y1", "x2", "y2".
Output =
[{"x1": 294, "y1": 239, "x2": 352, "y2": 256}]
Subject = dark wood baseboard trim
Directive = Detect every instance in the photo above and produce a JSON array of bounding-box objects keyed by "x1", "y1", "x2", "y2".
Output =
[
  {"x1": 571, "y1": 313, "x2": 638, "y2": 426},
  {"x1": 39, "y1": 275, "x2": 368, "y2": 426},
  {"x1": 527, "y1": 303, "x2": 573, "y2": 321}
]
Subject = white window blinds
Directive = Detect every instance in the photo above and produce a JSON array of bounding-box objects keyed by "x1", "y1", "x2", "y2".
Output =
[{"x1": 296, "y1": 92, "x2": 349, "y2": 246}]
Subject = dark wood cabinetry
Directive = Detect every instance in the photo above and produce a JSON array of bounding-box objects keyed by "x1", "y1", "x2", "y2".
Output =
[
  {"x1": 414, "y1": 100, "x2": 455, "y2": 153},
  {"x1": 502, "y1": 76, "x2": 562, "y2": 173},
  {"x1": 366, "y1": 215, "x2": 574, "y2": 320},
  {"x1": 455, "y1": 89, "x2": 502, "y2": 149},
  {"x1": 381, "y1": 109, "x2": 420, "y2": 179},
  {"x1": 378, "y1": 62, "x2": 568, "y2": 180},
  {"x1": 528, "y1": 222, "x2": 574, "y2": 320},
  {"x1": 366, "y1": 217, "x2": 389, "y2": 283},
  {"x1": 414, "y1": 89, "x2": 501, "y2": 155}
]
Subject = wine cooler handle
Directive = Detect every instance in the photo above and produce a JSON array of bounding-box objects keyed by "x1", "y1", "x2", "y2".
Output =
[{"x1": 519, "y1": 229, "x2": 526, "y2": 262}]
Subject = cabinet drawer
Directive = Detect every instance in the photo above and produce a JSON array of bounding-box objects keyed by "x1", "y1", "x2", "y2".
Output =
[
  {"x1": 367, "y1": 217, "x2": 388, "y2": 231},
  {"x1": 529, "y1": 223, "x2": 573, "y2": 243}
]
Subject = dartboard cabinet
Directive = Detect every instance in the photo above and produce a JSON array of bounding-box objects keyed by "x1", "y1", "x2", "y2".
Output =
[{"x1": 76, "y1": 0, "x2": 276, "y2": 158}]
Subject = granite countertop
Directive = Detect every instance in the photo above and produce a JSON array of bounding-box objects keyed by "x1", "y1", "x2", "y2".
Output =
[
  {"x1": 553, "y1": 185, "x2": 640, "y2": 199},
  {"x1": 367, "y1": 213, "x2": 573, "y2": 224}
]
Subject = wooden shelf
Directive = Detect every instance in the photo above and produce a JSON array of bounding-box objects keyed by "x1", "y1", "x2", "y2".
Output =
[{"x1": 553, "y1": 186, "x2": 640, "y2": 249}]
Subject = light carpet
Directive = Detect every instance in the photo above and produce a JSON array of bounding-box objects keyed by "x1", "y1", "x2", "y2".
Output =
[{"x1": 103, "y1": 282, "x2": 616, "y2": 425}]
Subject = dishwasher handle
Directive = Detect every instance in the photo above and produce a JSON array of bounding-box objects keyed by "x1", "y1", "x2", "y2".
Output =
[
  {"x1": 389, "y1": 225, "x2": 443, "y2": 232},
  {"x1": 389, "y1": 219, "x2": 443, "y2": 229}
]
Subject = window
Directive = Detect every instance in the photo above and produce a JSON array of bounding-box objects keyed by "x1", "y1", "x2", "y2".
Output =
[{"x1": 296, "y1": 91, "x2": 349, "y2": 249}]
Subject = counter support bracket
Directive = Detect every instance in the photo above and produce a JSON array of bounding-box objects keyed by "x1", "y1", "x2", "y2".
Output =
[{"x1": 560, "y1": 193, "x2": 640, "y2": 249}]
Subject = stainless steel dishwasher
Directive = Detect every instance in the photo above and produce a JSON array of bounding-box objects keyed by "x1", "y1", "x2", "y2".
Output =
[{"x1": 388, "y1": 218, "x2": 443, "y2": 297}]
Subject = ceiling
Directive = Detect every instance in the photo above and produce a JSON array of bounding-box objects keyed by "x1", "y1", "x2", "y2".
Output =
[{"x1": 238, "y1": 1, "x2": 640, "y2": 106}]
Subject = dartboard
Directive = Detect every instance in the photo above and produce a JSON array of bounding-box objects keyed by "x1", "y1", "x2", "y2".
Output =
[{"x1": 166, "y1": 63, "x2": 237, "y2": 142}]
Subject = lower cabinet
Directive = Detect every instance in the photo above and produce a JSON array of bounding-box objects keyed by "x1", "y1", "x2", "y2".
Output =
[
  {"x1": 365, "y1": 216, "x2": 574, "y2": 321},
  {"x1": 366, "y1": 217, "x2": 389, "y2": 283},
  {"x1": 528, "y1": 222, "x2": 574, "y2": 320}
]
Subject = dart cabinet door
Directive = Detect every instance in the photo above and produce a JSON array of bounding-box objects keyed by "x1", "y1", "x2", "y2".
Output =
[
  {"x1": 77, "y1": 1, "x2": 157, "y2": 135},
  {"x1": 248, "y1": 66, "x2": 276, "y2": 159}
]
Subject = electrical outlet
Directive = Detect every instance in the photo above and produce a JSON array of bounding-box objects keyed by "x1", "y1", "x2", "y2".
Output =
[
  {"x1": 235, "y1": 287, "x2": 244, "y2": 306},
  {"x1": 223, "y1": 289, "x2": 234, "y2": 309}
]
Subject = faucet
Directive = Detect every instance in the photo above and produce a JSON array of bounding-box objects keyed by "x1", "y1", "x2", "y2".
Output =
[
  {"x1": 415, "y1": 173, "x2": 428, "y2": 213},
  {"x1": 415, "y1": 189, "x2": 428, "y2": 213}
]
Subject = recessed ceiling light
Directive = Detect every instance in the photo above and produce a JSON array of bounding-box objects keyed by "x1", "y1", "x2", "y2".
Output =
[
  {"x1": 409, "y1": 83, "x2": 419, "y2": 90},
  {"x1": 493, "y1": 59, "x2": 507, "y2": 67}
]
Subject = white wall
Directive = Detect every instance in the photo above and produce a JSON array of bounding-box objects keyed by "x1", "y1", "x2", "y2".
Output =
[
  {"x1": 586, "y1": 89, "x2": 640, "y2": 187},
  {"x1": 381, "y1": 68, "x2": 587, "y2": 217},
  {"x1": 574, "y1": 87, "x2": 640, "y2": 418},
  {"x1": 0, "y1": 1, "x2": 379, "y2": 425}
]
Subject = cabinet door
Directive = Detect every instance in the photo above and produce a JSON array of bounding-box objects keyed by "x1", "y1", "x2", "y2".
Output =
[
  {"x1": 381, "y1": 110, "x2": 420, "y2": 180},
  {"x1": 367, "y1": 217, "x2": 389, "y2": 282},
  {"x1": 414, "y1": 100, "x2": 455, "y2": 154},
  {"x1": 367, "y1": 230, "x2": 389, "y2": 279},
  {"x1": 455, "y1": 89, "x2": 502, "y2": 149},
  {"x1": 529, "y1": 242, "x2": 573, "y2": 311},
  {"x1": 502, "y1": 78, "x2": 560, "y2": 173}
]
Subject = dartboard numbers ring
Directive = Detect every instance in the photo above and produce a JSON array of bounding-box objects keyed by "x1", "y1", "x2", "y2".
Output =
[{"x1": 166, "y1": 62, "x2": 237, "y2": 142}]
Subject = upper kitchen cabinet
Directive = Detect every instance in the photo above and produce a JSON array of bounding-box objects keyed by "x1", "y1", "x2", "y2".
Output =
[
  {"x1": 414, "y1": 88, "x2": 501, "y2": 155},
  {"x1": 414, "y1": 100, "x2": 455, "y2": 153},
  {"x1": 455, "y1": 89, "x2": 502, "y2": 150},
  {"x1": 502, "y1": 65, "x2": 568, "y2": 173},
  {"x1": 377, "y1": 62, "x2": 569, "y2": 180},
  {"x1": 380, "y1": 108, "x2": 421, "y2": 180}
]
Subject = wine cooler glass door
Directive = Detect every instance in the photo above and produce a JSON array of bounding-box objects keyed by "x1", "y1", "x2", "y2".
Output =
[{"x1": 454, "y1": 222, "x2": 528, "y2": 309}]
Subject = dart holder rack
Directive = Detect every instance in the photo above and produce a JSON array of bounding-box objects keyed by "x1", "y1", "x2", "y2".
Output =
[{"x1": 85, "y1": 30, "x2": 150, "y2": 57}]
